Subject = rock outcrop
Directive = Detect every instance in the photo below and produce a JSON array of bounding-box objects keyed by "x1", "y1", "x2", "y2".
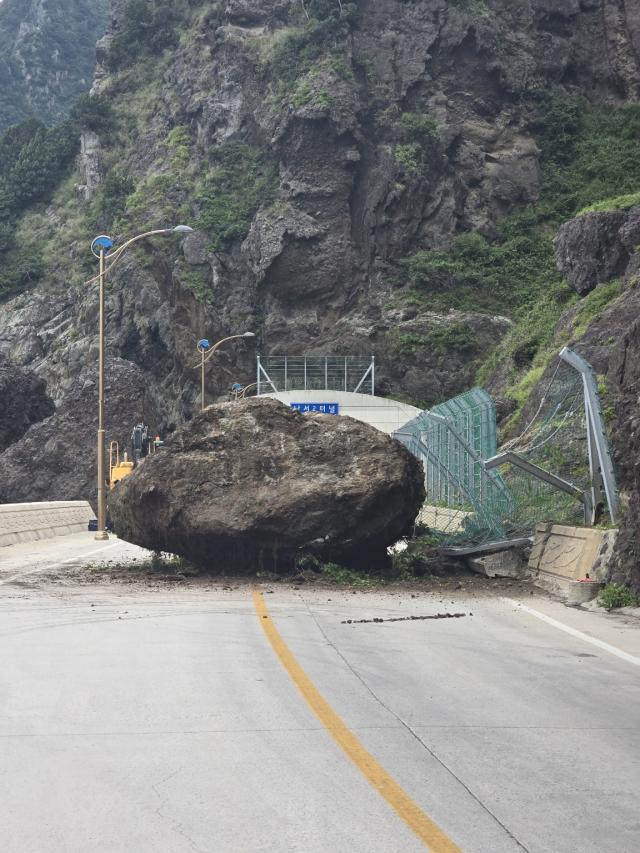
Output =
[
  {"x1": 0, "y1": 0, "x2": 639, "y2": 509},
  {"x1": 109, "y1": 397, "x2": 426, "y2": 572},
  {"x1": 0, "y1": 357, "x2": 54, "y2": 452},
  {"x1": 554, "y1": 207, "x2": 640, "y2": 295},
  {"x1": 0, "y1": 0, "x2": 110, "y2": 130},
  {"x1": 542, "y1": 205, "x2": 640, "y2": 593},
  {"x1": 0, "y1": 358, "x2": 162, "y2": 505}
]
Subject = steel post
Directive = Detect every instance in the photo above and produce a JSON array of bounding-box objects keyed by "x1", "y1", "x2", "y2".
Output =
[
  {"x1": 95, "y1": 249, "x2": 109, "y2": 540},
  {"x1": 201, "y1": 348, "x2": 206, "y2": 411}
]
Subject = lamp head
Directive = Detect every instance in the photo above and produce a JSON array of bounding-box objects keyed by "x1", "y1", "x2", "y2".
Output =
[
  {"x1": 172, "y1": 225, "x2": 193, "y2": 234},
  {"x1": 242, "y1": 332, "x2": 256, "y2": 338},
  {"x1": 91, "y1": 235, "x2": 113, "y2": 258}
]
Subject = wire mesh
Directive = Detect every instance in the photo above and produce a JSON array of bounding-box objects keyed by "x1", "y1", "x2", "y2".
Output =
[
  {"x1": 395, "y1": 362, "x2": 601, "y2": 548},
  {"x1": 257, "y1": 356, "x2": 374, "y2": 394}
]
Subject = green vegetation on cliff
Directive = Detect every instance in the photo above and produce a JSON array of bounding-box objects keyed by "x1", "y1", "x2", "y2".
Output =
[
  {"x1": 107, "y1": 0, "x2": 185, "y2": 70},
  {"x1": 401, "y1": 95, "x2": 640, "y2": 410},
  {"x1": 197, "y1": 143, "x2": 278, "y2": 252},
  {"x1": 0, "y1": 0, "x2": 110, "y2": 131},
  {"x1": 0, "y1": 95, "x2": 114, "y2": 299}
]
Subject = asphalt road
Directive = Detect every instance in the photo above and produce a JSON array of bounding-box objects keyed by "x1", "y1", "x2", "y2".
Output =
[{"x1": 1, "y1": 534, "x2": 639, "y2": 852}]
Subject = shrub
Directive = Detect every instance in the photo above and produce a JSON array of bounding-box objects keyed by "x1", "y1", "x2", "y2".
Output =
[
  {"x1": 399, "y1": 112, "x2": 438, "y2": 140},
  {"x1": 394, "y1": 143, "x2": 421, "y2": 173},
  {"x1": 95, "y1": 172, "x2": 136, "y2": 228},
  {"x1": 535, "y1": 95, "x2": 640, "y2": 222},
  {"x1": 319, "y1": 562, "x2": 376, "y2": 586},
  {"x1": 196, "y1": 142, "x2": 277, "y2": 251},
  {"x1": 598, "y1": 583, "x2": 638, "y2": 610},
  {"x1": 401, "y1": 226, "x2": 559, "y2": 315},
  {"x1": 69, "y1": 94, "x2": 116, "y2": 136},
  {"x1": 0, "y1": 247, "x2": 43, "y2": 299},
  {"x1": 396, "y1": 323, "x2": 478, "y2": 355},
  {"x1": 108, "y1": 0, "x2": 186, "y2": 70},
  {"x1": 266, "y1": 3, "x2": 356, "y2": 86}
]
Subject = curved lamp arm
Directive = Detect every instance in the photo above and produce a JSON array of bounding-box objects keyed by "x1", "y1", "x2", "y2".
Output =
[
  {"x1": 85, "y1": 226, "x2": 192, "y2": 286},
  {"x1": 191, "y1": 333, "x2": 255, "y2": 369},
  {"x1": 240, "y1": 382, "x2": 258, "y2": 398}
]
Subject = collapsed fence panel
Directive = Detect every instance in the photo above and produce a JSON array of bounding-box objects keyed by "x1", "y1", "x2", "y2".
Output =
[{"x1": 394, "y1": 355, "x2": 618, "y2": 549}]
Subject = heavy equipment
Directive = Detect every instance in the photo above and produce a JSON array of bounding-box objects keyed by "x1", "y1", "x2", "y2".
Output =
[{"x1": 109, "y1": 423, "x2": 162, "y2": 489}]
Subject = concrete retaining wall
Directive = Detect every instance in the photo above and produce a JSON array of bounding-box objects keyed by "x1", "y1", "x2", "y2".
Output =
[
  {"x1": 418, "y1": 505, "x2": 472, "y2": 533},
  {"x1": 0, "y1": 501, "x2": 95, "y2": 547},
  {"x1": 528, "y1": 523, "x2": 618, "y2": 599}
]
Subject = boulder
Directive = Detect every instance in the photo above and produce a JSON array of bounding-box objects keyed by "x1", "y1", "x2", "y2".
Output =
[
  {"x1": 109, "y1": 397, "x2": 426, "y2": 572},
  {"x1": 0, "y1": 357, "x2": 54, "y2": 452},
  {"x1": 553, "y1": 209, "x2": 634, "y2": 295}
]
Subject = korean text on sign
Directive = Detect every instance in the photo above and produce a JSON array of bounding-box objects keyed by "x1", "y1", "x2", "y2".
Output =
[{"x1": 290, "y1": 403, "x2": 340, "y2": 415}]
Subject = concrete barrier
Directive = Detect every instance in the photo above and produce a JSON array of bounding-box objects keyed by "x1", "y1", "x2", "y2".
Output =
[
  {"x1": 418, "y1": 505, "x2": 473, "y2": 533},
  {"x1": 528, "y1": 523, "x2": 618, "y2": 600},
  {"x1": 0, "y1": 501, "x2": 96, "y2": 547}
]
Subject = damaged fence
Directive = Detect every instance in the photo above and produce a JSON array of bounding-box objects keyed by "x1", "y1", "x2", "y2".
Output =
[{"x1": 393, "y1": 349, "x2": 618, "y2": 551}]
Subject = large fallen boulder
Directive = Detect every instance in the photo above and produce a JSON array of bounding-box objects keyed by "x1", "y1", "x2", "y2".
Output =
[{"x1": 109, "y1": 397, "x2": 425, "y2": 572}]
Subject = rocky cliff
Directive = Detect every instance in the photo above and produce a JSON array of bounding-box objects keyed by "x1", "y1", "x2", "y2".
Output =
[
  {"x1": 0, "y1": 0, "x2": 110, "y2": 130},
  {"x1": 551, "y1": 205, "x2": 640, "y2": 594},
  {"x1": 0, "y1": 0, "x2": 639, "y2": 563}
]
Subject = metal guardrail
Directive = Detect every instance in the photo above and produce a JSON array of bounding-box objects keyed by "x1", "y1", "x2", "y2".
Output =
[{"x1": 257, "y1": 355, "x2": 375, "y2": 395}]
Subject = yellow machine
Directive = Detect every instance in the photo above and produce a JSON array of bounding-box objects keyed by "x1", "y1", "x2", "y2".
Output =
[
  {"x1": 108, "y1": 423, "x2": 164, "y2": 489},
  {"x1": 109, "y1": 442, "x2": 134, "y2": 490}
]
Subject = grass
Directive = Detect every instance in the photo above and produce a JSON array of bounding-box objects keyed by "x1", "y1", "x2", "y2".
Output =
[
  {"x1": 395, "y1": 323, "x2": 478, "y2": 356},
  {"x1": 196, "y1": 142, "x2": 277, "y2": 251},
  {"x1": 577, "y1": 191, "x2": 640, "y2": 216},
  {"x1": 401, "y1": 225, "x2": 561, "y2": 316},
  {"x1": 571, "y1": 279, "x2": 623, "y2": 338},
  {"x1": 598, "y1": 583, "x2": 638, "y2": 610},
  {"x1": 173, "y1": 258, "x2": 212, "y2": 303},
  {"x1": 319, "y1": 562, "x2": 379, "y2": 586}
]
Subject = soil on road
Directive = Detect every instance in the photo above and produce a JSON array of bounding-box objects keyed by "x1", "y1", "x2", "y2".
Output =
[{"x1": 1, "y1": 533, "x2": 639, "y2": 853}]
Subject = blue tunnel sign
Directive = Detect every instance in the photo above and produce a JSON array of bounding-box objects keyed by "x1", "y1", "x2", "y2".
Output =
[{"x1": 290, "y1": 402, "x2": 340, "y2": 415}]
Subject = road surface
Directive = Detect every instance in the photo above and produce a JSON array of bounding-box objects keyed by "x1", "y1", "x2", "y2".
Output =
[{"x1": 1, "y1": 533, "x2": 639, "y2": 852}]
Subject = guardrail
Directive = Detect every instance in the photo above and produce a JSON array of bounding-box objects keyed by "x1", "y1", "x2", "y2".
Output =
[{"x1": 0, "y1": 501, "x2": 95, "y2": 547}]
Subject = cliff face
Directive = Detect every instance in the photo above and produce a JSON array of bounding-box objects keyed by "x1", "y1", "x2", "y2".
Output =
[
  {"x1": 0, "y1": 0, "x2": 639, "y2": 509},
  {"x1": 551, "y1": 206, "x2": 640, "y2": 593},
  {"x1": 0, "y1": 0, "x2": 110, "y2": 130}
]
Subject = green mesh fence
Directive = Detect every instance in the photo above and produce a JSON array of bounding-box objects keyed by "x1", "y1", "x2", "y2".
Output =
[{"x1": 394, "y1": 361, "x2": 601, "y2": 549}]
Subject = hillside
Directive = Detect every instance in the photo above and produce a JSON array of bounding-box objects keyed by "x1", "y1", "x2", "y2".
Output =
[
  {"x1": 0, "y1": 0, "x2": 639, "y2": 584},
  {"x1": 0, "y1": 0, "x2": 110, "y2": 130}
]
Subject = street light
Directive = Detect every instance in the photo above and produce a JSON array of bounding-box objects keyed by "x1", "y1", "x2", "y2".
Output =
[
  {"x1": 89, "y1": 225, "x2": 193, "y2": 541},
  {"x1": 240, "y1": 382, "x2": 259, "y2": 398},
  {"x1": 194, "y1": 332, "x2": 256, "y2": 411}
]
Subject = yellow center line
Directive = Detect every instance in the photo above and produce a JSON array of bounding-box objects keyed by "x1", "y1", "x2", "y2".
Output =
[{"x1": 252, "y1": 590, "x2": 462, "y2": 852}]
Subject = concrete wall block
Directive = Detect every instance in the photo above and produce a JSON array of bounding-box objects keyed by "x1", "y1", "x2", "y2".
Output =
[
  {"x1": 0, "y1": 501, "x2": 95, "y2": 547},
  {"x1": 528, "y1": 523, "x2": 620, "y2": 600},
  {"x1": 469, "y1": 548, "x2": 529, "y2": 579}
]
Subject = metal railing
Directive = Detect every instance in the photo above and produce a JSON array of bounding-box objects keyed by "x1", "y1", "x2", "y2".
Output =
[{"x1": 256, "y1": 355, "x2": 375, "y2": 395}]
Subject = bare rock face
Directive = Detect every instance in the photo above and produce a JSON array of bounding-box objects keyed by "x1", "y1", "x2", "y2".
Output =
[
  {"x1": 0, "y1": 358, "x2": 162, "y2": 504},
  {"x1": 528, "y1": 207, "x2": 640, "y2": 594},
  {"x1": 109, "y1": 398, "x2": 425, "y2": 572},
  {"x1": 0, "y1": 357, "x2": 54, "y2": 452},
  {"x1": 554, "y1": 208, "x2": 640, "y2": 295}
]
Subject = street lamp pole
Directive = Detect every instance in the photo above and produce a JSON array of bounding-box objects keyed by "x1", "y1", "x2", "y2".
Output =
[
  {"x1": 95, "y1": 243, "x2": 108, "y2": 539},
  {"x1": 89, "y1": 225, "x2": 193, "y2": 541},
  {"x1": 196, "y1": 339, "x2": 210, "y2": 412},
  {"x1": 194, "y1": 332, "x2": 256, "y2": 411}
]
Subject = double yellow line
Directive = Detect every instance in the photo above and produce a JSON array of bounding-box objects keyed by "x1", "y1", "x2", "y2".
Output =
[{"x1": 253, "y1": 591, "x2": 462, "y2": 852}]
